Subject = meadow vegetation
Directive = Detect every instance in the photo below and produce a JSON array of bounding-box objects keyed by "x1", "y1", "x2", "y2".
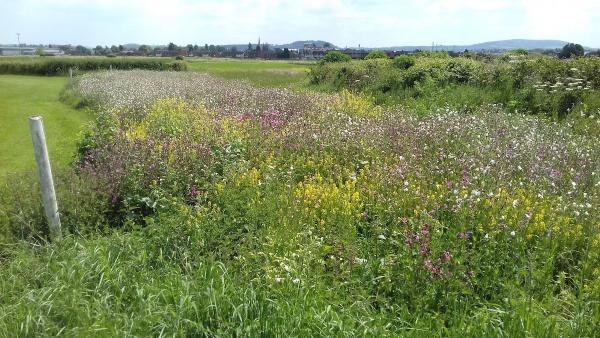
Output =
[
  {"x1": 310, "y1": 53, "x2": 600, "y2": 131},
  {"x1": 1, "y1": 66, "x2": 599, "y2": 336}
]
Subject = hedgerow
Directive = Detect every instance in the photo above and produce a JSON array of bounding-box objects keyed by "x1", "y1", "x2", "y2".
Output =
[{"x1": 0, "y1": 57, "x2": 186, "y2": 75}]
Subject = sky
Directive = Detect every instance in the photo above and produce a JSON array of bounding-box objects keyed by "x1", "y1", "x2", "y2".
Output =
[{"x1": 1, "y1": 0, "x2": 600, "y2": 47}]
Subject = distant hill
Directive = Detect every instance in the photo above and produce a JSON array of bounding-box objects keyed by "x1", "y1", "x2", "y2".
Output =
[
  {"x1": 221, "y1": 40, "x2": 337, "y2": 51},
  {"x1": 384, "y1": 39, "x2": 583, "y2": 52},
  {"x1": 277, "y1": 40, "x2": 336, "y2": 49},
  {"x1": 469, "y1": 39, "x2": 570, "y2": 50}
]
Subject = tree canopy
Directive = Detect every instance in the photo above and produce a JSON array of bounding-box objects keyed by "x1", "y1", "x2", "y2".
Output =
[{"x1": 559, "y1": 43, "x2": 584, "y2": 59}]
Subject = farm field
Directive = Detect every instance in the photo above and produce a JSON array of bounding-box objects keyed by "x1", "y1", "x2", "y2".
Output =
[
  {"x1": 0, "y1": 75, "x2": 90, "y2": 177},
  {"x1": 0, "y1": 56, "x2": 600, "y2": 336},
  {"x1": 186, "y1": 58, "x2": 311, "y2": 87}
]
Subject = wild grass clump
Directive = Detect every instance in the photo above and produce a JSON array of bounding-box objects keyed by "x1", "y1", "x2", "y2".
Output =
[
  {"x1": 0, "y1": 57, "x2": 186, "y2": 76},
  {"x1": 1, "y1": 70, "x2": 599, "y2": 335}
]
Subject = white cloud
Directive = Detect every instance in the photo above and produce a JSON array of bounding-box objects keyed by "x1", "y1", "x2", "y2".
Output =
[
  {"x1": 519, "y1": 0, "x2": 600, "y2": 42},
  {"x1": 1, "y1": 0, "x2": 599, "y2": 47}
]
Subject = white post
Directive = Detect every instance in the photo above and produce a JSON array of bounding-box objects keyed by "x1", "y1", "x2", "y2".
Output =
[
  {"x1": 109, "y1": 64, "x2": 112, "y2": 72},
  {"x1": 29, "y1": 116, "x2": 62, "y2": 241},
  {"x1": 69, "y1": 67, "x2": 73, "y2": 80}
]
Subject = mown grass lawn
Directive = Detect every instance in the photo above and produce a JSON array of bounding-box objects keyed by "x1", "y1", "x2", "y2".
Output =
[
  {"x1": 0, "y1": 75, "x2": 90, "y2": 177},
  {"x1": 186, "y1": 58, "x2": 312, "y2": 87}
]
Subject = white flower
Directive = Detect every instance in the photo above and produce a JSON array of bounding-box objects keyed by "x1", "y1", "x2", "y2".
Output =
[
  {"x1": 355, "y1": 257, "x2": 367, "y2": 265},
  {"x1": 378, "y1": 234, "x2": 386, "y2": 241},
  {"x1": 512, "y1": 200, "x2": 519, "y2": 208},
  {"x1": 510, "y1": 231, "x2": 516, "y2": 236},
  {"x1": 292, "y1": 278, "x2": 300, "y2": 284}
]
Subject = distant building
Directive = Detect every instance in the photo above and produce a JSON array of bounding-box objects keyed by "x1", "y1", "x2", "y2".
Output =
[
  {"x1": 340, "y1": 49, "x2": 369, "y2": 59},
  {"x1": 301, "y1": 43, "x2": 334, "y2": 60},
  {"x1": 154, "y1": 50, "x2": 182, "y2": 57}
]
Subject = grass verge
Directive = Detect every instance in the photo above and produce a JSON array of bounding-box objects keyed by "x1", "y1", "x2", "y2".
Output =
[{"x1": 0, "y1": 75, "x2": 91, "y2": 177}]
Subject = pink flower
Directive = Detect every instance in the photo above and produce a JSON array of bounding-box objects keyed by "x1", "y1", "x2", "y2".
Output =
[
  {"x1": 440, "y1": 251, "x2": 452, "y2": 263},
  {"x1": 421, "y1": 223, "x2": 430, "y2": 237}
]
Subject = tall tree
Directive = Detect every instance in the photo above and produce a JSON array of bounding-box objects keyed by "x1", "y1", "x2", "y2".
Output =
[
  {"x1": 138, "y1": 45, "x2": 151, "y2": 54},
  {"x1": 559, "y1": 43, "x2": 584, "y2": 58},
  {"x1": 94, "y1": 45, "x2": 105, "y2": 55}
]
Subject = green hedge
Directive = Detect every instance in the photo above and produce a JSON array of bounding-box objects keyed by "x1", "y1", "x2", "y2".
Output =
[{"x1": 0, "y1": 57, "x2": 187, "y2": 75}]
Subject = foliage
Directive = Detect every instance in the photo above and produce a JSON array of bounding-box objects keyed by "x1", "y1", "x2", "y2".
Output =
[
  {"x1": 0, "y1": 57, "x2": 187, "y2": 76},
  {"x1": 365, "y1": 50, "x2": 388, "y2": 60},
  {"x1": 2, "y1": 69, "x2": 600, "y2": 335},
  {"x1": 311, "y1": 54, "x2": 600, "y2": 120},
  {"x1": 320, "y1": 51, "x2": 351, "y2": 64},
  {"x1": 392, "y1": 54, "x2": 416, "y2": 69},
  {"x1": 559, "y1": 43, "x2": 585, "y2": 59}
]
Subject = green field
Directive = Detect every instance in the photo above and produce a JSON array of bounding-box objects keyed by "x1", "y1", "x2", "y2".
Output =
[
  {"x1": 186, "y1": 58, "x2": 311, "y2": 86},
  {"x1": 0, "y1": 75, "x2": 90, "y2": 177}
]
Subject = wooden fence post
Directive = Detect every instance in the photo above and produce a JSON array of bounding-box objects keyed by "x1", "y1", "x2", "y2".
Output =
[{"x1": 29, "y1": 116, "x2": 62, "y2": 241}]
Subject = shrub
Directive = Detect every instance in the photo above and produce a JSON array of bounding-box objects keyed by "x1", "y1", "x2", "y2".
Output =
[
  {"x1": 320, "y1": 51, "x2": 351, "y2": 64},
  {"x1": 365, "y1": 50, "x2": 388, "y2": 60},
  {"x1": 392, "y1": 55, "x2": 416, "y2": 69}
]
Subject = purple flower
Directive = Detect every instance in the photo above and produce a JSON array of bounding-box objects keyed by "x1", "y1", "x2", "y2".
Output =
[
  {"x1": 458, "y1": 231, "x2": 472, "y2": 241},
  {"x1": 440, "y1": 251, "x2": 452, "y2": 263},
  {"x1": 421, "y1": 223, "x2": 430, "y2": 237}
]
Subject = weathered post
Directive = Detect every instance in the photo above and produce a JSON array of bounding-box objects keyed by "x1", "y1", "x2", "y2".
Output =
[
  {"x1": 109, "y1": 64, "x2": 112, "y2": 72},
  {"x1": 29, "y1": 116, "x2": 62, "y2": 241},
  {"x1": 69, "y1": 67, "x2": 73, "y2": 80}
]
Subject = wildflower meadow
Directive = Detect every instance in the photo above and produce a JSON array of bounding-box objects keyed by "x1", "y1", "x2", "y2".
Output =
[{"x1": 1, "y1": 66, "x2": 599, "y2": 336}]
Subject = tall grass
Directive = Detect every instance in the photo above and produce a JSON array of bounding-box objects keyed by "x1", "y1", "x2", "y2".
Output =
[{"x1": 1, "y1": 70, "x2": 599, "y2": 335}]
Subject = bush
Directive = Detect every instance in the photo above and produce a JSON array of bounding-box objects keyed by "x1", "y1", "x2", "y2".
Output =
[
  {"x1": 175, "y1": 55, "x2": 184, "y2": 60},
  {"x1": 365, "y1": 50, "x2": 388, "y2": 60},
  {"x1": 320, "y1": 51, "x2": 351, "y2": 64},
  {"x1": 392, "y1": 55, "x2": 415, "y2": 69}
]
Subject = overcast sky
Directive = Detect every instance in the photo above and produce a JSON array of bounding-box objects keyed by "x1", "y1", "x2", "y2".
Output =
[{"x1": 1, "y1": 0, "x2": 599, "y2": 47}]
